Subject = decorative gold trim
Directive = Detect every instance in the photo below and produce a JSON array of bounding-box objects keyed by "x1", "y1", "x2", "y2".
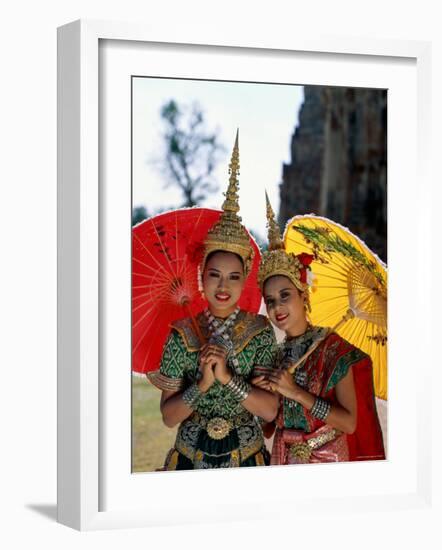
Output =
[
  {"x1": 171, "y1": 310, "x2": 270, "y2": 353},
  {"x1": 230, "y1": 449, "x2": 240, "y2": 467},
  {"x1": 195, "y1": 450, "x2": 204, "y2": 462},
  {"x1": 308, "y1": 428, "x2": 339, "y2": 449},
  {"x1": 231, "y1": 313, "x2": 271, "y2": 354},
  {"x1": 289, "y1": 428, "x2": 339, "y2": 462},
  {"x1": 175, "y1": 440, "x2": 196, "y2": 462},
  {"x1": 146, "y1": 371, "x2": 185, "y2": 391},
  {"x1": 238, "y1": 430, "x2": 264, "y2": 462},
  {"x1": 255, "y1": 451, "x2": 266, "y2": 467},
  {"x1": 165, "y1": 448, "x2": 179, "y2": 471},
  {"x1": 174, "y1": 411, "x2": 265, "y2": 465}
]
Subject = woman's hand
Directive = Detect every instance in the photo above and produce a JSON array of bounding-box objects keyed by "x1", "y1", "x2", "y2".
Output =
[
  {"x1": 251, "y1": 375, "x2": 271, "y2": 391},
  {"x1": 198, "y1": 350, "x2": 216, "y2": 392},
  {"x1": 199, "y1": 343, "x2": 232, "y2": 385},
  {"x1": 267, "y1": 369, "x2": 300, "y2": 400}
]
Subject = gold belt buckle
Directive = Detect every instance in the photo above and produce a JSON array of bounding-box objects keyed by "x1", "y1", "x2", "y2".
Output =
[
  {"x1": 289, "y1": 442, "x2": 312, "y2": 462},
  {"x1": 289, "y1": 429, "x2": 338, "y2": 462},
  {"x1": 206, "y1": 417, "x2": 232, "y2": 440}
]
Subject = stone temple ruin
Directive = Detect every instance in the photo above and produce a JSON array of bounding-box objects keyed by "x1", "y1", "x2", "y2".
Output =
[{"x1": 279, "y1": 86, "x2": 387, "y2": 262}]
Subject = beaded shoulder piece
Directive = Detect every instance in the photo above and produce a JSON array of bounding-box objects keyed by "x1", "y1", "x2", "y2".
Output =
[{"x1": 171, "y1": 310, "x2": 270, "y2": 353}]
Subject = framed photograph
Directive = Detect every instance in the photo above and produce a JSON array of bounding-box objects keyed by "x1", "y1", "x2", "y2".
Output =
[{"x1": 57, "y1": 19, "x2": 432, "y2": 530}]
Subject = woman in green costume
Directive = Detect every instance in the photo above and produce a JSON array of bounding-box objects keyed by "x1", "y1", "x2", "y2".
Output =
[{"x1": 148, "y1": 136, "x2": 279, "y2": 470}]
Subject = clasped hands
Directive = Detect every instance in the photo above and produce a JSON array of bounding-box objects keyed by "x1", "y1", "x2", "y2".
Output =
[
  {"x1": 198, "y1": 346, "x2": 302, "y2": 401},
  {"x1": 198, "y1": 343, "x2": 232, "y2": 391},
  {"x1": 251, "y1": 368, "x2": 301, "y2": 400}
]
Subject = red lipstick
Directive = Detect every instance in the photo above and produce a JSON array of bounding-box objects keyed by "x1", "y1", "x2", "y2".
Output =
[
  {"x1": 215, "y1": 292, "x2": 231, "y2": 302},
  {"x1": 275, "y1": 313, "x2": 288, "y2": 322}
]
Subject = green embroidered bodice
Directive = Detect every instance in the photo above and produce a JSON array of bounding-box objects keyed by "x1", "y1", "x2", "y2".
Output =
[{"x1": 159, "y1": 311, "x2": 277, "y2": 420}]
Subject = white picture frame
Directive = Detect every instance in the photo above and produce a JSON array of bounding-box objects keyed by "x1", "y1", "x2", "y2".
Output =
[{"x1": 57, "y1": 19, "x2": 432, "y2": 531}]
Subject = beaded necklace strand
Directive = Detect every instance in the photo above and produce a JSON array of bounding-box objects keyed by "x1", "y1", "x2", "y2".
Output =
[{"x1": 203, "y1": 307, "x2": 240, "y2": 372}]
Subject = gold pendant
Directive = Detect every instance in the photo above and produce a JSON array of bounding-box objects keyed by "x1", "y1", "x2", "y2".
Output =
[
  {"x1": 289, "y1": 442, "x2": 312, "y2": 463},
  {"x1": 206, "y1": 417, "x2": 232, "y2": 440}
]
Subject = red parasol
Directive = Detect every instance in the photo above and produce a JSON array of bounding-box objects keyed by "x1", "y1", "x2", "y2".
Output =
[{"x1": 132, "y1": 207, "x2": 262, "y2": 374}]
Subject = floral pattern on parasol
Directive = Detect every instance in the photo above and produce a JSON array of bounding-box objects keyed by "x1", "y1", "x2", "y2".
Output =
[{"x1": 284, "y1": 215, "x2": 387, "y2": 400}]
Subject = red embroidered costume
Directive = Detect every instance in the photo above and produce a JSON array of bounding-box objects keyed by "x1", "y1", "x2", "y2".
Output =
[{"x1": 270, "y1": 328, "x2": 385, "y2": 465}]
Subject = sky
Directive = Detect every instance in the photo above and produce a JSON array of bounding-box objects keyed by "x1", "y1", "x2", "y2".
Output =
[{"x1": 132, "y1": 77, "x2": 304, "y2": 241}]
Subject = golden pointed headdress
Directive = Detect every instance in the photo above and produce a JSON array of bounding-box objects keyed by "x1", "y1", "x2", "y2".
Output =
[
  {"x1": 258, "y1": 192, "x2": 312, "y2": 299},
  {"x1": 202, "y1": 131, "x2": 254, "y2": 275}
]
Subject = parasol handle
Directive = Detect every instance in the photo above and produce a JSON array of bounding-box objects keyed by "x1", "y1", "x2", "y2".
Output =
[
  {"x1": 287, "y1": 309, "x2": 355, "y2": 374},
  {"x1": 182, "y1": 299, "x2": 205, "y2": 347}
]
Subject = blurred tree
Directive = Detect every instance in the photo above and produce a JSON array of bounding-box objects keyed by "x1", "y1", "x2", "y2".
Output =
[
  {"x1": 249, "y1": 229, "x2": 266, "y2": 252},
  {"x1": 154, "y1": 100, "x2": 225, "y2": 207},
  {"x1": 132, "y1": 205, "x2": 148, "y2": 226}
]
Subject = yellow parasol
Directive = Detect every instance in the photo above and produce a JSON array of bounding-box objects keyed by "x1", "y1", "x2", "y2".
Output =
[{"x1": 284, "y1": 215, "x2": 387, "y2": 400}]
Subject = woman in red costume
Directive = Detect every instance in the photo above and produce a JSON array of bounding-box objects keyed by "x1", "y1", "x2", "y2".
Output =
[{"x1": 254, "y1": 195, "x2": 385, "y2": 465}]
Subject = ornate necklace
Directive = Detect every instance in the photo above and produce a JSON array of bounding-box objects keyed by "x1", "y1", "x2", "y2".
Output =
[
  {"x1": 203, "y1": 307, "x2": 241, "y2": 372},
  {"x1": 282, "y1": 325, "x2": 326, "y2": 390},
  {"x1": 204, "y1": 307, "x2": 239, "y2": 337}
]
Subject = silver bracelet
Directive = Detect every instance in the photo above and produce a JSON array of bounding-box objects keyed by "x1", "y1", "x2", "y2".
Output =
[
  {"x1": 310, "y1": 397, "x2": 331, "y2": 421},
  {"x1": 182, "y1": 383, "x2": 202, "y2": 409},
  {"x1": 225, "y1": 375, "x2": 251, "y2": 402}
]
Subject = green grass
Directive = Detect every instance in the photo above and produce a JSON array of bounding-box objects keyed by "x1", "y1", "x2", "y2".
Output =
[{"x1": 132, "y1": 376, "x2": 177, "y2": 472}]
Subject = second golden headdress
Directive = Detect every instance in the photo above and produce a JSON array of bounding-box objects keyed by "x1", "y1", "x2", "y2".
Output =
[{"x1": 257, "y1": 193, "x2": 313, "y2": 308}]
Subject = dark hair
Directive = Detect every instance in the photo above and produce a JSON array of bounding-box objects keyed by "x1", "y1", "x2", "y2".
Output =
[{"x1": 205, "y1": 250, "x2": 244, "y2": 270}]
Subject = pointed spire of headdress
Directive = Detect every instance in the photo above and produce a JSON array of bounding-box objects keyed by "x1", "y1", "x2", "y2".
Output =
[
  {"x1": 258, "y1": 191, "x2": 311, "y2": 296},
  {"x1": 265, "y1": 191, "x2": 284, "y2": 251},
  {"x1": 221, "y1": 129, "x2": 240, "y2": 217},
  {"x1": 202, "y1": 129, "x2": 254, "y2": 275}
]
